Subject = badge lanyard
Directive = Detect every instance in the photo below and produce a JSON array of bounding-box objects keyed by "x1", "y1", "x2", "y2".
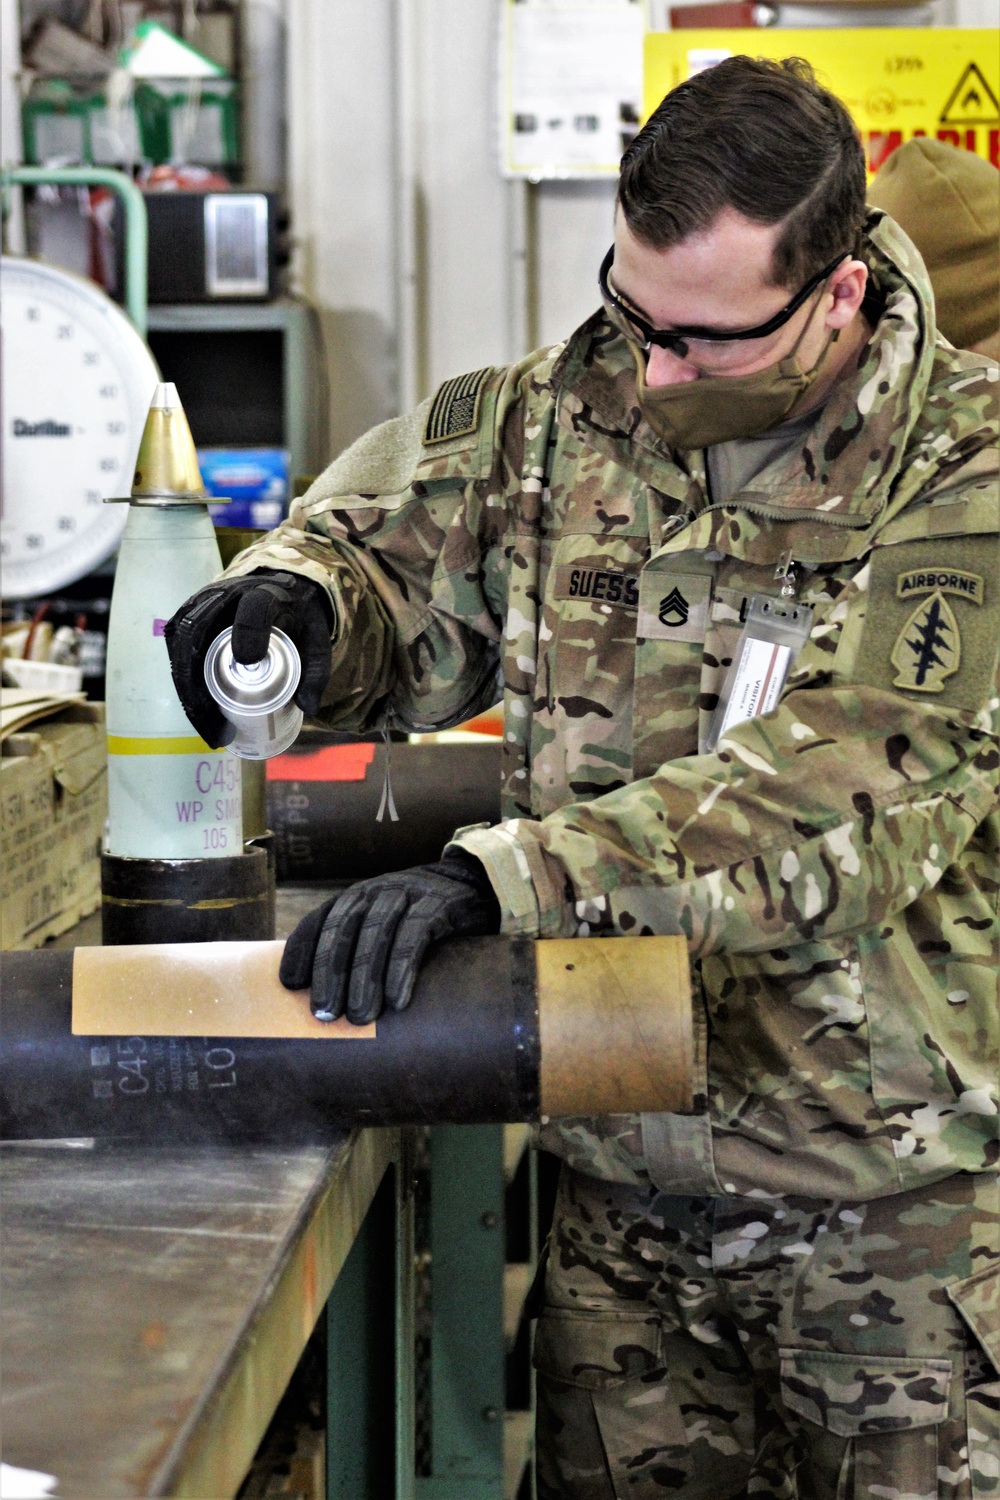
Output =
[{"x1": 705, "y1": 594, "x2": 814, "y2": 752}]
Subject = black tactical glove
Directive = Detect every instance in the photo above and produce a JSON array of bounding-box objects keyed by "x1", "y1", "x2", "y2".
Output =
[
  {"x1": 164, "y1": 571, "x2": 333, "y2": 747},
  {"x1": 279, "y1": 850, "x2": 502, "y2": 1025}
]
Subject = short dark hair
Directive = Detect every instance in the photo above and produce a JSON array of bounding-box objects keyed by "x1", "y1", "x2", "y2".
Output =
[{"x1": 617, "y1": 56, "x2": 867, "y2": 287}]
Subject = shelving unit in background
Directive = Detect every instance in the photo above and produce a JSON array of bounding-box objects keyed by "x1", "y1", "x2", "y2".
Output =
[{"x1": 146, "y1": 297, "x2": 327, "y2": 485}]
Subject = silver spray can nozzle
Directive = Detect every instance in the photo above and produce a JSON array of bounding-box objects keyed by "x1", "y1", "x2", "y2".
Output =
[{"x1": 203, "y1": 626, "x2": 303, "y2": 760}]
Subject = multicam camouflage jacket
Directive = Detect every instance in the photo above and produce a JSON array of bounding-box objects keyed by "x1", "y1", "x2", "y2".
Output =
[{"x1": 228, "y1": 213, "x2": 1000, "y2": 1202}]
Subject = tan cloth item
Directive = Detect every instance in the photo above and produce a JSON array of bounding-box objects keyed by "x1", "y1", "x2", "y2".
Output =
[{"x1": 868, "y1": 138, "x2": 1000, "y2": 350}]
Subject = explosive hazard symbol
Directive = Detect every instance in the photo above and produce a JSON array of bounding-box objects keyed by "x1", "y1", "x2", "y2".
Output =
[
  {"x1": 891, "y1": 591, "x2": 961, "y2": 694},
  {"x1": 940, "y1": 62, "x2": 1000, "y2": 126}
]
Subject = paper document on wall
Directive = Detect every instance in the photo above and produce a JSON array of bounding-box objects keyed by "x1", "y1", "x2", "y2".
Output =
[{"x1": 501, "y1": 0, "x2": 645, "y2": 178}]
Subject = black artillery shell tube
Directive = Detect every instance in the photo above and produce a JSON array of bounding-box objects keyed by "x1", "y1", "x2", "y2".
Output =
[
  {"x1": 0, "y1": 935, "x2": 691, "y2": 1144},
  {"x1": 267, "y1": 741, "x2": 502, "y2": 882},
  {"x1": 101, "y1": 847, "x2": 274, "y2": 946},
  {"x1": 0, "y1": 938, "x2": 540, "y2": 1144}
]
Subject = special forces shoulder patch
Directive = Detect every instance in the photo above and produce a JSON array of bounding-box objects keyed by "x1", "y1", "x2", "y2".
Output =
[
  {"x1": 423, "y1": 367, "x2": 495, "y2": 445},
  {"x1": 891, "y1": 589, "x2": 963, "y2": 693},
  {"x1": 854, "y1": 537, "x2": 998, "y2": 710},
  {"x1": 891, "y1": 567, "x2": 983, "y2": 694}
]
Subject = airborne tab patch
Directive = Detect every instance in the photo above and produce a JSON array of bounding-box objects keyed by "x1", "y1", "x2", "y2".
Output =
[
  {"x1": 423, "y1": 367, "x2": 494, "y2": 445},
  {"x1": 896, "y1": 568, "x2": 983, "y2": 606}
]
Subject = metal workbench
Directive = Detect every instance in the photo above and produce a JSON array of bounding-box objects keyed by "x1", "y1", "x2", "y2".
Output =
[
  {"x1": 0, "y1": 894, "x2": 537, "y2": 1499},
  {"x1": 0, "y1": 893, "x2": 415, "y2": 1500},
  {"x1": 0, "y1": 1132, "x2": 410, "y2": 1498}
]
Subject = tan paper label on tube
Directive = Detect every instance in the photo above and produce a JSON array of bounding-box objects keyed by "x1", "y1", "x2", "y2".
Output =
[{"x1": 72, "y1": 941, "x2": 376, "y2": 1039}]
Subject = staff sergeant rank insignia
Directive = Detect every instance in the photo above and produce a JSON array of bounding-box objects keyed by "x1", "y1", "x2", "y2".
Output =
[
  {"x1": 890, "y1": 568, "x2": 984, "y2": 693},
  {"x1": 658, "y1": 587, "x2": 690, "y2": 627}
]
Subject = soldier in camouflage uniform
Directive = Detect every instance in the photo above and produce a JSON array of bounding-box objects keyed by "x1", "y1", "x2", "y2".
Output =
[{"x1": 167, "y1": 57, "x2": 999, "y2": 1499}]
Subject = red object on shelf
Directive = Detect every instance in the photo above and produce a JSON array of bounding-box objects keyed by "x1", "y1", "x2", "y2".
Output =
[
  {"x1": 670, "y1": 3, "x2": 765, "y2": 26},
  {"x1": 456, "y1": 709, "x2": 503, "y2": 738},
  {"x1": 266, "y1": 742, "x2": 376, "y2": 783}
]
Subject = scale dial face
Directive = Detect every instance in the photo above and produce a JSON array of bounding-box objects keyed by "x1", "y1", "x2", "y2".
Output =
[{"x1": 1, "y1": 256, "x2": 159, "y2": 599}]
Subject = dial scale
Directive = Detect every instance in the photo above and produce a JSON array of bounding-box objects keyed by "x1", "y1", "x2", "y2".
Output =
[{"x1": 1, "y1": 256, "x2": 159, "y2": 599}]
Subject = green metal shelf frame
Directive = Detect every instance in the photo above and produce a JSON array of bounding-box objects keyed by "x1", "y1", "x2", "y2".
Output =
[
  {"x1": 2, "y1": 165, "x2": 148, "y2": 335},
  {"x1": 327, "y1": 1136, "x2": 416, "y2": 1500},
  {"x1": 417, "y1": 1124, "x2": 537, "y2": 1500},
  {"x1": 324, "y1": 1124, "x2": 537, "y2": 1500}
]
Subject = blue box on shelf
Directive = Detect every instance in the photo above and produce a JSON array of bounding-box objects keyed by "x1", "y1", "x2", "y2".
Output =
[{"x1": 200, "y1": 448, "x2": 290, "y2": 530}]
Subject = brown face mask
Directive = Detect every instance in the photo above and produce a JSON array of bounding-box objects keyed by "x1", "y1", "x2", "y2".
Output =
[{"x1": 632, "y1": 313, "x2": 840, "y2": 452}]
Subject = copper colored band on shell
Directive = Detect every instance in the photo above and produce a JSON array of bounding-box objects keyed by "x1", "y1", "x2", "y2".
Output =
[{"x1": 537, "y1": 936, "x2": 693, "y2": 1118}]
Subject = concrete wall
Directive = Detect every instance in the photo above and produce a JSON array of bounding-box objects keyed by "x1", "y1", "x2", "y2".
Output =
[
  {"x1": 286, "y1": 0, "x2": 399, "y2": 454},
  {"x1": 2, "y1": 1, "x2": 987, "y2": 460}
]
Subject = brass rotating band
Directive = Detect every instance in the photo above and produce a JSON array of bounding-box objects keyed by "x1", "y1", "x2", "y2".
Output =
[{"x1": 536, "y1": 936, "x2": 692, "y2": 1118}]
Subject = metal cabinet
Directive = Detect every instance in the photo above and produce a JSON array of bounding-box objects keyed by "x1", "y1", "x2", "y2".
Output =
[{"x1": 146, "y1": 298, "x2": 327, "y2": 485}]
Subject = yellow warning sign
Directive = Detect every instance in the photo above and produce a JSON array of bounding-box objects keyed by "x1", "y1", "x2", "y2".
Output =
[{"x1": 644, "y1": 29, "x2": 999, "y2": 174}]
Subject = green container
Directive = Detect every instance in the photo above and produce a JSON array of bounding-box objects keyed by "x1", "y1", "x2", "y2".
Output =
[
  {"x1": 23, "y1": 82, "x2": 91, "y2": 164},
  {"x1": 134, "y1": 78, "x2": 239, "y2": 167},
  {"x1": 22, "y1": 80, "x2": 142, "y2": 167}
]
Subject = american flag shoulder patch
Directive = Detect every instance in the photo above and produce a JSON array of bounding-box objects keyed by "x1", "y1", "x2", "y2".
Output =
[{"x1": 423, "y1": 367, "x2": 495, "y2": 445}]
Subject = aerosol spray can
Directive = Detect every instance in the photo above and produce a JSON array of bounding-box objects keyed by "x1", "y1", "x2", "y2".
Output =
[{"x1": 203, "y1": 627, "x2": 303, "y2": 760}]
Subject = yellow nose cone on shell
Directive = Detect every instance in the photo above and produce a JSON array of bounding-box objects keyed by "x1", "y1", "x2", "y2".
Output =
[{"x1": 131, "y1": 382, "x2": 206, "y2": 500}]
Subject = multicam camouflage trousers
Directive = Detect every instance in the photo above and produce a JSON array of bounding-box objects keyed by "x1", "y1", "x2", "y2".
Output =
[{"x1": 535, "y1": 1167, "x2": 999, "y2": 1500}]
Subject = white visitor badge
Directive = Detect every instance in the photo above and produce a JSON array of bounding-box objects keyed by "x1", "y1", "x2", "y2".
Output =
[
  {"x1": 706, "y1": 594, "x2": 813, "y2": 751},
  {"x1": 718, "y1": 637, "x2": 792, "y2": 738}
]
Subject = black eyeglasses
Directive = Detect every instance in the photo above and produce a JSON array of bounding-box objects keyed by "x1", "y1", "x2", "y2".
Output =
[{"x1": 598, "y1": 245, "x2": 849, "y2": 360}]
